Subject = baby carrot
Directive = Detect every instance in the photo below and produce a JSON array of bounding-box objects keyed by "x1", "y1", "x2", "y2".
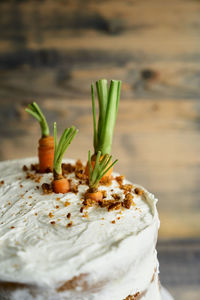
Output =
[
  {"x1": 25, "y1": 102, "x2": 54, "y2": 172},
  {"x1": 52, "y1": 123, "x2": 78, "y2": 194}
]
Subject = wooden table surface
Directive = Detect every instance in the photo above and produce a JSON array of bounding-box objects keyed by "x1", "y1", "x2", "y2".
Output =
[{"x1": 0, "y1": 0, "x2": 200, "y2": 298}]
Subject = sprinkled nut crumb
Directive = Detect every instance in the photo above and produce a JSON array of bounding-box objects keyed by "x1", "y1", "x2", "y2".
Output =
[
  {"x1": 49, "y1": 212, "x2": 54, "y2": 218},
  {"x1": 112, "y1": 193, "x2": 121, "y2": 200},
  {"x1": 123, "y1": 193, "x2": 134, "y2": 209},
  {"x1": 122, "y1": 184, "x2": 133, "y2": 193},
  {"x1": 102, "y1": 190, "x2": 107, "y2": 198},
  {"x1": 50, "y1": 221, "x2": 55, "y2": 225},
  {"x1": 64, "y1": 201, "x2": 70, "y2": 207},
  {"x1": 108, "y1": 202, "x2": 121, "y2": 211},
  {"x1": 115, "y1": 175, "x2": 124, "y2": 188},
  {"x1": 134, "y1": 188, "x2": 144, "y2": 195},
  {"x1": 83, "y1": 212, "x2": 88, "y2": 218},
  {"x1": 67, "y1": 221, "x2": 73, "y2": 227},
  {"x1": 22, "y1": 165, "x2": 28, "y2": 172},
  {"x1": 67, "y1": 213, "x2": 71, "y2": 219},
  {"x1": 41, "y1": 183, "x2": 53, "y2": 194}
]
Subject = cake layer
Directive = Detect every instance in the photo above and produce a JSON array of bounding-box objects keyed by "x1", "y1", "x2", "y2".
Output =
[{"x1": 0, "y1": 158, "x2": 161, "y2": 300}]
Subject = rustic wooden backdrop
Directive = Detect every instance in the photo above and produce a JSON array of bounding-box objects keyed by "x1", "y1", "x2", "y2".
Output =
[
  {"x1": 0, "y1": 0, "x2": 200, "y2": 299},
  {"x1": 0, "y1": 0, "x2": 200, "y2": 240}
]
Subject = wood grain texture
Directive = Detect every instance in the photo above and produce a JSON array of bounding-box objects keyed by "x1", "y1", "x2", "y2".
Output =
[
  {"x1": 0, "y1": 0, "x2": 200, "y2": 240},
  {"x1": 158, "y1": 239, "x2": 200, "y2": 300}
]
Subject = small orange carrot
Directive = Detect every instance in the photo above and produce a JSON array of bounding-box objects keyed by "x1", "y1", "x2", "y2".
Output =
[
  {"x1": 52, "y1": 177, "x2": 70, "y2": 194},
  {"x1": 38, "y1": 136, "x2": 54, "y2": 173},
  {"x1": 85, "y1": 190, "x2": 103, "y2": 202},
  {"x1": 52, "y1": 123, "x2": 78, "y2": 194},
  {"x1": 25, "y1": 102, "x2": 54, "y2": 173},
  {"x1": 85, "y1": 151, "x2": 118, "y2": 201}
]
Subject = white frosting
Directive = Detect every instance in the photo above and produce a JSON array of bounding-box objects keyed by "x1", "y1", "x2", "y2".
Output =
[{"x1": 0, "y1": 158, "x2": 161, "y2": 300}]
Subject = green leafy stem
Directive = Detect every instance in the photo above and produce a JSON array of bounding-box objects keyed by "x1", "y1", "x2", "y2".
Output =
[
  {"x1": 53, "y1": 122, "x2": 78, "y2": 176},
  {"x1": 92, "y1": 79, "x2": 121, "y2": 155},
  {"x1": 25, "y1": 102, "x2": 50, "y2": 138},
  {"x1": 88, "y1": 150, "x2": 118, "y2": 190}
]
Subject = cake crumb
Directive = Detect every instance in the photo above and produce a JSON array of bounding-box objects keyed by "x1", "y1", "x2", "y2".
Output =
[
  {"x1": 111, "y1": 220, "x2": 116, "y2": 224},
  {"x1": 108, "y1": 202, "x2": 121, "y2": 211},
  {"x1": 115, "y1": 175, "x2": 124, "y2": 188},
  {"x1": 50, "y1": 221, "x2": 55, "y2": 225},
  {"x1": 10, "y1": 226, "x2": 15, "y2": 229},
  {"x1": 62, "y1": 163, "x2": 75, "y2": 174},
  {"x1": 67, "y1": 221, "x2": 73, "y2": 227},
  {"x1": 22, "y1": 165, "x2": 28, "y2": 172},
  {"x1": 20, "y1": 184, "x2": 23, "y2": 188},
  {"x1": 70, "y1": 181, "x2": 78, "y2": 194},
  {"x1": 64, "y1": 201, "x2": 70, "y2": 207},
  {"x1": 123, "y1": 193, "x2": 134, "y2": 209},
  {"x1": 0, "y1": 180, "x2": 4, "y2": 185},
  {"x1": 56, "y1": 205, "x2": 59, "y2": 209},
  {"x1": 134, "y1": 188, "x2": 144, "y2": 195},
  {"x1": 56, "y1": 197, "x2": 60, "y2": 201},
  {"x1": 49, "y1": 212, "x2": 54, "y2": 218},
  {"x1": 83, "y1": 211, "x2": 88, "y2": 218},
  {"x1": 122, "y1": 184, "x2": 133, "y2": 193},
  {"x1": 67, "y1": 213, "x2": 71, "y2": 219},
  {"x1": 35, "y1": 213, "x2": 38, "y2": 216},
  {"x1": 102, "y1": 190, "x2": 107, "y2": 198},
  {"x1": 42, "y1": 183, "x2": 53, "y2": 194},
  {"x1": 112, "y1": 193, "x2": 121, "y2": 200}
]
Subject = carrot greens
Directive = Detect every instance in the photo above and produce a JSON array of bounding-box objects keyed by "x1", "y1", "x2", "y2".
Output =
[
  {"x1": 92, "y1": 79, "x2": 121, "y2": 155},
  {"x1": 53, "y1": 122, "x2": 78, "y2": 176},
  {"x1": 88, "y1": 150, "x2": 118, "y2": 190},
  {"x1": 25, "y1": 102, "x2": 50, "y2": 137}
]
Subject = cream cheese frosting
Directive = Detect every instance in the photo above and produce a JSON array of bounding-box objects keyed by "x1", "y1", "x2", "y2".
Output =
[{"x1": 0, "y1": 158, "x2": 161, "y2": 300}]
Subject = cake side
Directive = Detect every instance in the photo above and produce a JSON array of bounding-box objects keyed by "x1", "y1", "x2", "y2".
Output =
[{"x1": 0, "y1": 158, "x2": 161, "y2": 300}]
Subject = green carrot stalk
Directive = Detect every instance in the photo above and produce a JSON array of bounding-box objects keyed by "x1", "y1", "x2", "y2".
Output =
[
  {"x1": 91, "y1": 79, "x2": 121, "y2": 155},
  {"x1": 25, "y1": 102, "x2": 50, "y2": 137},
  {"x1": 53, "y1": 122, "x2": 78, "y2": 176},
  {"x1": 88, "y1": 150, "x2": 118, "y2": 190}
]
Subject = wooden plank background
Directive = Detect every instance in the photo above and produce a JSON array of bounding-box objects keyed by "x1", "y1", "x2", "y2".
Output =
[{"x1": 0, "y1": 0, "x2": 200, "y2": 240}]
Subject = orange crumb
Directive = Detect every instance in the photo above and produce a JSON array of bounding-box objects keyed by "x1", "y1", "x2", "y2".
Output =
[
  {"x1": 111, "y1": 220, "x2": 116, "y2": 224},
  {"x1": 66, "y1": 221, "x2": 73, "y2": 227},
  {"x1": 49, "y1": 212, "x2": 54, "y2": 218}
]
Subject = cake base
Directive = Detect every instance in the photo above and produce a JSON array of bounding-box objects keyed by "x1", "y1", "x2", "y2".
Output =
[{"x1": 161, "y1": 286, "x2": 174, "y2": 300}]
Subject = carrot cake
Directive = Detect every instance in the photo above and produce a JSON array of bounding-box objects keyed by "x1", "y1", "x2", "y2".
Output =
[{"x1": 0, "y1": 157, "x2": 161, "y2": 300}]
